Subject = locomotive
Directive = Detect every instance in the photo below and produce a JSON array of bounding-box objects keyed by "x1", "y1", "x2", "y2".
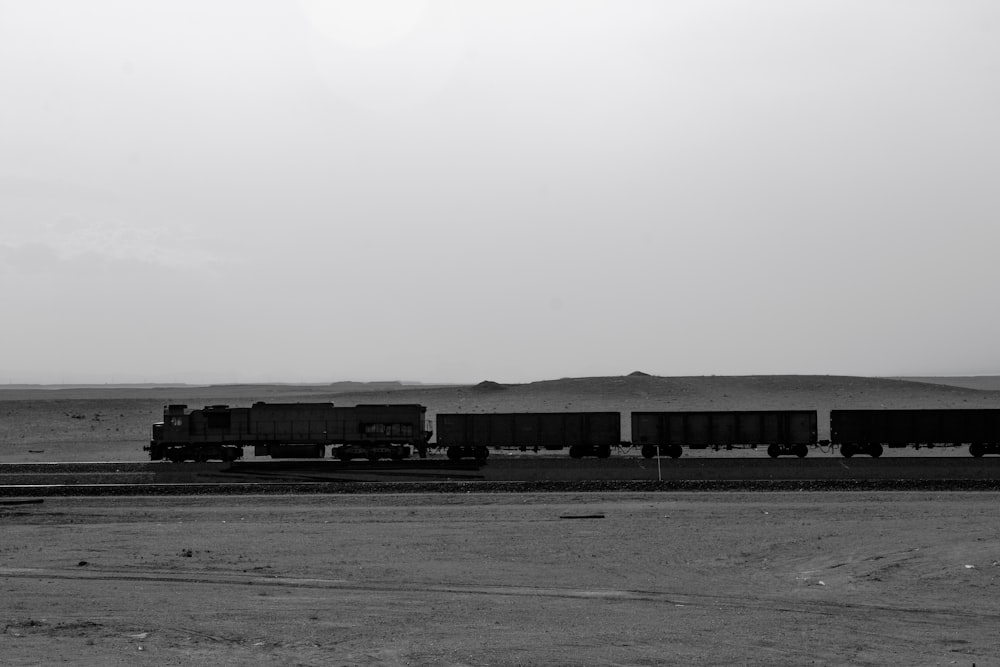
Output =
[
  {"x1": 145, "y1": 402, "x2": 432, "y2": 463},
  {"x1": 147, "y1": 403, "x2": 1000, "y2": 462}
]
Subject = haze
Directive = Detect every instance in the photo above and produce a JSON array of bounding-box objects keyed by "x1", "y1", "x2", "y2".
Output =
[{"x1": 1, "y1": 1, "x2": 998, "y2": 384}]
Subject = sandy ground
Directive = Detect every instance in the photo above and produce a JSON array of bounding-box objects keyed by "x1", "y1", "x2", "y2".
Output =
[{"x1": 2, "y1": 491, "x2": 999, "y2": 666}]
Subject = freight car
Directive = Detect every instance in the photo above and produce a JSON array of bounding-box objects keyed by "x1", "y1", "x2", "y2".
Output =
[
  {"x1": 435, "y1": 412, "x2": 621, "y2": 460},
  {"x1": 830, "y1": 409, "x2": 1000, "y2": 458},
  {"x1": 146, "y1": 402, "x2": 432, "y2": 463},
  {"x1": 632, "y1": 410, "x2": 818, "y2": 458}
]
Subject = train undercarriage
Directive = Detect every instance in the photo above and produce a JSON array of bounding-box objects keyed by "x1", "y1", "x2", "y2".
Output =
[
  {"x1": 147, "y1": 442, "x2": 414, "y2": 463},
  {"x1": 839, "y1": 442, "x2": 1000, "y2": 458},
  {"x1": 443, "y1": 443, "x2": 614, "y2": 461},
  {"x1": 640, "y1": 443, "x2": 810, "y2": 458}
]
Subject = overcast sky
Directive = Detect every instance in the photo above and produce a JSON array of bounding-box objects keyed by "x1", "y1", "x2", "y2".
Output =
[{"x1": 1, "y1": 1, "x2": 998, "y2": 384}]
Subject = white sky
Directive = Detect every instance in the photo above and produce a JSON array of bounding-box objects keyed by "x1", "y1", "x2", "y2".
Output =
[{"x1": 1, "y1": 1, "x2": 998, "y2": 384}]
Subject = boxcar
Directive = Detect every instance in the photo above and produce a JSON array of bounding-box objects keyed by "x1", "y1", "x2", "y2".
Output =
[
  {"x1": 830, "y1": 409, "x2": 1000, "y2": 457},
  {"x1": 435, "y1": 412, "x2": 621, "y2": 460},
  {"x1": 147, "y1": 402, "x2": 431, "y2": 462},
  {"x1": 632, "y1": 410, "x2": 818, "y2": 458}
]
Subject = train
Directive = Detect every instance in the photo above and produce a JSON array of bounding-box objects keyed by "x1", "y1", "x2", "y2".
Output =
[{"x1": 147, "y1": 403, "x2": 1000, "y2": 462}]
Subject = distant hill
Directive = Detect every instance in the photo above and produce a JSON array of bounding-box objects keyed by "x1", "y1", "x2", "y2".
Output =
[
  {"x1": 427, "y1": 374, "x2": 1000, "y2": 412},
  {"x1": 1, "y1": 375, "x2": 998, "y2": 406},
  {"x1": 221, "y1": 374, "x2": 1000, "y2": 423},
  {"x1": 2, "y1": 374, "x2": 999, "y2": 453},
  {"x1": 895, "y1": 376, "x2": 1000, "y2": 391},
  {"x1": 1, "y1": 373, "x2": 997, "y2": 431},
  {"x1": 0, "y1": 380, "x2": 459, "y2": 401}
]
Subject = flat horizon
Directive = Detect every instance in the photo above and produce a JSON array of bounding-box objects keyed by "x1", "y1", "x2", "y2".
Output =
[{"x1": 4, "y1": 372, "x2": 1000, "y2": 390}]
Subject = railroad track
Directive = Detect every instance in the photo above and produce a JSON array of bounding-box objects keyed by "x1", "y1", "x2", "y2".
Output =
[
  {"x1": 1, "y1": 457, "x2": 1000, "y2": 496},
  {"x1": 0, "y1": 459, "x2": 486, "y2": 486}
]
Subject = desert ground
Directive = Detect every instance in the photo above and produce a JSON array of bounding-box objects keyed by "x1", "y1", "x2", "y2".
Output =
[
  {"x1": 2, "y1": 492, "x2": 998, "y2": 666},
  {"x1": 2, "y1": 375, "x2": 1000, "y2": 665}
]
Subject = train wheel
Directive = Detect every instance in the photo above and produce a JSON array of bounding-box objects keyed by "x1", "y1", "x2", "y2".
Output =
[
  {"x1": 970, "y1": 443, "x2": 985, "y2": 457},
  {"x1": 475, "y1": 446, "x2": 489, "y2": 461},
  {"x1": 795, "y1": 444, "x2": 808, "y2": 458},
  {"x1": 569, "y1": 446, "x2": 584, "y2": 459},
  {"x1": 641, "y1": 445, "x2": 656, "y2": 459},
  {"x1": 668, "y1": 445, "x2": 683, "y2": 458},
  {"x1": 840, "y1": 444, "x2": 855, "y2": 458},
  {"x1": 869, "y1": 443, "x2": 884, "y2": 458},
  {"x1": 596, "y1": 444, "x2": 611, "y2": 459},
  {"x1": 447, "y1": 446, "x2": 462, "y2": 461},
  {"x1": 767, "y1": 444, "x2": 780, "y2": 459}
]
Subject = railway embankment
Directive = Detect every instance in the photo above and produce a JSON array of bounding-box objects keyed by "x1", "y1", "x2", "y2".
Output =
[{"x1": 2, "y1": 458, "x2": 1000, "y2": 496}]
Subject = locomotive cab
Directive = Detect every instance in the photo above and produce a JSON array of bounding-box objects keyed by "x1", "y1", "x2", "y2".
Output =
[
  {"x1": 145, "y1": 405, "x2": 190, "y2": 460},
  {"x1": 163, "y1": 404, "x2": 190, "y2": 439}
]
